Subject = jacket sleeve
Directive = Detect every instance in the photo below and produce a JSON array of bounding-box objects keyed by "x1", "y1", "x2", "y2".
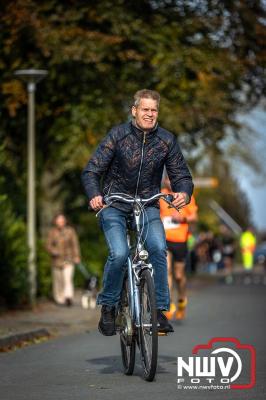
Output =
[
  {"x1": 81, "y1": 129, "x2": 116, "y2": 200},
  {"x1": 165, "y1": 136, "x2": 194, "y2": 201}
]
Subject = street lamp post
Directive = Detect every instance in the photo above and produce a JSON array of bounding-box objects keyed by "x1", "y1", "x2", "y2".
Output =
[{"x1": 14, "y1": 69, "x2": 48, "y2": 305}]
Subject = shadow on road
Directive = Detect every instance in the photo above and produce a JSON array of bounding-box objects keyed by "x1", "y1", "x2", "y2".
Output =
[{"x1": 86, "y1": 353, "x2": 176, "y2": 376}]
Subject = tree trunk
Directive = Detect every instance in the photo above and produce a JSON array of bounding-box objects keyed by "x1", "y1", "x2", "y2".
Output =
[{"x1": 38, "y1": 168, "x2": 65, "y2": 238}]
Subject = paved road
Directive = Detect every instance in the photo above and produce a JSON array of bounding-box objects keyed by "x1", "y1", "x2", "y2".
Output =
[{"x1": 1, "y1": 281, "x2": 265, "y2": 400}]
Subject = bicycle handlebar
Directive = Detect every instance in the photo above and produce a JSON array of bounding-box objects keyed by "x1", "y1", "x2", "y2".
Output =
[
  {"x1": 103, "y1": 192, "x2": 180, "y2": 212},
  {"x1": 104, "y1": 192, "x2": 172, "y2": 204},
  {"x1": 90, "y1": 192, "x2": 181, "y2": 216}
]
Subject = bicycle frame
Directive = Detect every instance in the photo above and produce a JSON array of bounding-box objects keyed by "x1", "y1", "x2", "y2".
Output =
[{"x1": 126, "y1": 200, "x2": 151, "y2": 328}]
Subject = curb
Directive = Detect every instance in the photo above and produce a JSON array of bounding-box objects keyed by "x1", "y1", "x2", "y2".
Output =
[{"x1": 0, "y1": 328, "x2": 51, "y2": 351}]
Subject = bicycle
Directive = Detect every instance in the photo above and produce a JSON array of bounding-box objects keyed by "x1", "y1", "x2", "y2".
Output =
[{"x1": 97, "y1": 192, "x2": 178, "y2": 381}]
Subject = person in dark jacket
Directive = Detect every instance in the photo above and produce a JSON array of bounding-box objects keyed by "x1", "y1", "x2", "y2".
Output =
[{"x1": 82, "y1": 89, "x2": 193, "y2": 336}]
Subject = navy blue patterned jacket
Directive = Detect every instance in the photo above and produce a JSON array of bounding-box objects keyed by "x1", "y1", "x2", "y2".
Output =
[{"x1": 81, "y1": 122, "x2": 193, "y2": 210}]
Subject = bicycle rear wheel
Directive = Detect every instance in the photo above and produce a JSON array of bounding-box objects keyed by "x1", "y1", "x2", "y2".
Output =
[
  {"x1": 119, "y1": 278, "x2": 136, "y2": 375},
  {"x1": 139, "y1": 268, "x2": 158, "y2": 381}
]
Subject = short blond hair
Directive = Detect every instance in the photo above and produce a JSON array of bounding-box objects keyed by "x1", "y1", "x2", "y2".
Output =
[{"x1": 133, "y1": 89, "x2": 160, "y2": 107}]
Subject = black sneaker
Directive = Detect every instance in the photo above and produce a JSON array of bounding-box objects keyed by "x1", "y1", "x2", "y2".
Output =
[
  {"x1": 98, "y1": 305, "x2": 116, "y2": 336},
  {"x1": 157, "y1": 310, "x2": 174, "y2": 333}
]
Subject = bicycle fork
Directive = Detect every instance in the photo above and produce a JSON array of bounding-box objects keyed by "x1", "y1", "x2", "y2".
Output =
[{"x1": 127, "y1": 256, "x2": 141, "y2": 328}]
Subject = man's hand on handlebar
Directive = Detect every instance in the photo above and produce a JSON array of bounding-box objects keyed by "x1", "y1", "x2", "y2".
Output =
[
  {"x1": 172, "y1": 192, "x2": 189, "y2": 209},
  {"x1": 90, "y1": 195, "x2": 104, "y2": 211},
  {"x1": 89, "y1": 191, "x2": 190, "y2": 212}
]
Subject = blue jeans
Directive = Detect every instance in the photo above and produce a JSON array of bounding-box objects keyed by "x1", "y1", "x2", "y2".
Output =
[{"x1": 97, "y1": 206, "x2": 170, "y2": 310}]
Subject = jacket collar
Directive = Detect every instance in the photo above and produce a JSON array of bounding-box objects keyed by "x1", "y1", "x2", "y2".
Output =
[{"x1": 130, "y1": 120, "x2": 158, "y2": 141}]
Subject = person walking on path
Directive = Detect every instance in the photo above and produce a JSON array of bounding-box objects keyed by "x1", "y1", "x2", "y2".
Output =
[
  {"x1": 160, "y1": 174, "x2": 198, "y2": 320},
  {"x1": 46, "y1": 213, "x2": 81, "y2": 306},
  {"x1": 81, "y1": 89, "x2": 194, "y2": 335}
]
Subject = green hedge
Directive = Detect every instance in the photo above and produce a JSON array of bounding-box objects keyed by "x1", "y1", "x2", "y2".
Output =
[
  {"x1": 0, "y1": 189, "x2": 54, "y2": 307},
  {"x1": 0, "y1": 193, "x2": 29, "y2": 307}
]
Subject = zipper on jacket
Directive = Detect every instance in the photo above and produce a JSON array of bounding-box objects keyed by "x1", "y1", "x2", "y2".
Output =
[{"x1": 135, "y1": 132, "x2": 146, "y2": 197}]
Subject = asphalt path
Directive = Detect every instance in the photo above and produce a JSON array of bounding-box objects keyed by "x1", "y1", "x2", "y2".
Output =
[{"x1": 1, "y1": 281, "x2": 265, "y2": 400}]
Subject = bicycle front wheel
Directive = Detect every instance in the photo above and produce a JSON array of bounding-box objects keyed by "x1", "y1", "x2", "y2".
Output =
[
  {"x1": 119, "y1": 278, "x2": 136, "y2": 375},
  {"x1": 139, "y1": 268, "x2": 158, "y2": 381}
]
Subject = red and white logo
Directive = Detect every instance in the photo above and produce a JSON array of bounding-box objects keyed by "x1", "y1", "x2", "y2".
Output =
[{"x1": 177, "y1": 338, "x2": 256, "y2": 390}]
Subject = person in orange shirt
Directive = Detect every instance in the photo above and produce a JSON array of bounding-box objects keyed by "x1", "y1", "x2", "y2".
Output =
[{"x1": 160, "y1": 175, "x2": 198, "y2": 319}]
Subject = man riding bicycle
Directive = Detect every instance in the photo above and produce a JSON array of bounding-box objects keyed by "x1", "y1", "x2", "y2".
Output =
[{"x1": 81, "y1": 89, "x2": 194, "y2": 336}]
